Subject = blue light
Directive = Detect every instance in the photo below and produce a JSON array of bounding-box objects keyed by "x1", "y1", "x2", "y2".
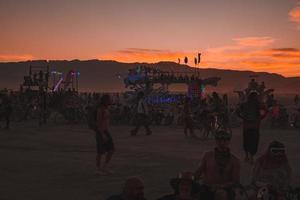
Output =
[{"x1": 145, "y1": 95, "x2": 180, "y2": 105}]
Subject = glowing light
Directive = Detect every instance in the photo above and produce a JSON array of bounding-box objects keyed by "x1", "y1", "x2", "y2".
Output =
[{"x1": 53, "y1": 77, "x2": 64, "y2": 92}]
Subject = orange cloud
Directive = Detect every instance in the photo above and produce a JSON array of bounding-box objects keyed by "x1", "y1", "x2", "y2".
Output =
[
  {"x1": 0, "y1": 54, "x2": 35, "y2": 62},
  {"x1": 233, "y1": 37, "x2": 275, "y2": 47},
  {"x1": 257, "y1": 48, "x2": 300, "y2": 60},
  {"x1": 289, "y1": 5, "x2": 300, "y2": 22},
  {"x1": 100, "y1": 48, "x2": 196, "y2": 64},
  {"x1": 100, "y1": 42, "x2": 300, "y2": 77},
  {"x1": 289, "y1": 3, "x2": 300, "y2": 29}
]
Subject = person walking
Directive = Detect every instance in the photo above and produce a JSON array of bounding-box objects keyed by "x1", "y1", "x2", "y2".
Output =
[
  {"x1": 95, "y1": 95, "x2": 115, "y2": 174},
  {"x1": 237, "y1": 92, "x2": 267, "y2": 164},
  {"x1": 131, "y1": 92, "x2": 152, "y2": 136}
]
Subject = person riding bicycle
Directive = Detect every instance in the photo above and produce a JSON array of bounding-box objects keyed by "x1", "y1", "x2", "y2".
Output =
[
  {"x1": 205, "y1": 92, "x2": 229, "y2": 132},
  {"x1": 195, "y1": 130, "x2": 240, "y2": 200},
  {"x1": 251, "y1": 141, "x2": 292, "y2": 199},
  {"x1": 209, "y1": 92, "x2": 223, "y2": 114}
]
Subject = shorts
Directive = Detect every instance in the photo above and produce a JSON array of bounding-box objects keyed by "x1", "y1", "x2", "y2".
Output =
[{"x1": 95, "y1": 130, "x2": 115, "y2": 154}]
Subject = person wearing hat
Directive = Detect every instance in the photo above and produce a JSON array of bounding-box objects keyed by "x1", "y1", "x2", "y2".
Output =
[
  {"x1": 107, "y1": 177, "x2": 147, "y2": 200},
  {"x1": 194, "y1": 130, "x2": 240, "y2": 200},
  {"x1": 157, "y1": 171, "x2": 200, "y2": 200},
  {"x1": 251, "y1": 141, "x2": 292, "y2": 199}
]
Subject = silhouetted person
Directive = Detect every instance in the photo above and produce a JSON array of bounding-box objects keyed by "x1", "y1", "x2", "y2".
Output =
[
  {"x1": 131, "y1": 92, "x2": 152, "y2": 136},
  {"x1": 248, "y1": 79, "x2": 258, "y2": 91},
  {"x1": 39, "y1": 70, "x2": 44, "y2": 82},
  {"x1": 0, "y1": 93, "x2": 12, "y2": 129},
  {"x1": 158, "y1": 172, "x2": 200, "y2": 200},
  {"x1": 195, "y1": 130, "x2": 240, "y2": 200},
  {"x1": 95, "y1": 95, "x2": 115, "y2": 175},
  {"x1": 184, "y1": 57, "x2": 188, "y2": 64},
  {"x1": 259, "y1": 81, "x2": 266, "y2": 93},
  {"x1": 107, "y1": 177, "x2": 147, "y2": 200},
  {"x1": 183, "y1": 97, "x2": 195, "y2": 138},
  {"x1": 33, "y1": 73, "x2": 37, "y2": 85},
  {"x1": 294, "y1": 94, "x2": 299, "y2": 105},
  {"x1": 267, "y1": 94, "x2": 275, "y2": 108},
  {"x1": 237, "y1": 92, "x2": 267, "y2": 164},
  {"x1": 252, "y1": 141, "x2": 291, "y2": 199}
]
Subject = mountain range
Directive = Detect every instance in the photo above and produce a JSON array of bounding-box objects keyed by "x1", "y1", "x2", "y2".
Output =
[{"x1": 0, "y1": 60, "x2": 299, "y2": 94}]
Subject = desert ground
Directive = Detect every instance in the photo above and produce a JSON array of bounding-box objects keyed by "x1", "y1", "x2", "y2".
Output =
[{"x1": 0, "y1": 121, "x2": 300, "y2": 200}]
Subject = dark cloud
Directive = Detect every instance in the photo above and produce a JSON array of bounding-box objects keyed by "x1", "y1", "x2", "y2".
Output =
[{"x1": 271, "y1": 48, "x2": 299, "y2": 52}]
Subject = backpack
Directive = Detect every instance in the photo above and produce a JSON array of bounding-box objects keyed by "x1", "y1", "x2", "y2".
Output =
[{"x1": 87, "y1": 105, "x2": 98, "y2": 131}]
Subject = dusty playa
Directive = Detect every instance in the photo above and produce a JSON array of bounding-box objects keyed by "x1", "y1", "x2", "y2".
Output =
[{"x1": 0, "y1": 122, "x2": 299, "y2": 200}]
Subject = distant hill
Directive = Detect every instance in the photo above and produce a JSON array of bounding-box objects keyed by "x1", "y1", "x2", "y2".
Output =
[{"x1": 0, "y1": 60, "x2": 299, "y2": 94}]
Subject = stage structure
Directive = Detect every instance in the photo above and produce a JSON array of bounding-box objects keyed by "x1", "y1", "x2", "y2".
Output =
[
  {"x1": 121, "y1": 65, "x2": 221, "y2": 104},
  {"x1": 21, "y1": 65, "x2": 50, "y2": 125},
  {"x1": 51, "y1": 69, "x2": 80, "y2": 92}
]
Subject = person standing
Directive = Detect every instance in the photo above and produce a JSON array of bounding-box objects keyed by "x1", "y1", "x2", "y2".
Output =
[
  {"x1": 131, "y1": 92, "x2": 152, "y2": 136},
  {"x1": 0, "y1": 92, "x2": 12, "y2": 130},
  {"x1": 237, "y1": 92, "x2": 267, "y2": 164},
  {"x1": 294, "y1": 94, "x2": 299, "y2": 105},
  {"x1": 183, "y1": 97, "x2": 194, "y2": 138},
  {"x1": 95, "y1": 94, "x2": 115, "y2": 174}
]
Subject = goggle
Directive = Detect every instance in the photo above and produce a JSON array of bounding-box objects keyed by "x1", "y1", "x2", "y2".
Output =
[
  {"x1": 270, "y1": 147, "x2": 285, "y2": 155},
  {"x1": 178, "y1": 172, "x2": 195, "y2": 181}
]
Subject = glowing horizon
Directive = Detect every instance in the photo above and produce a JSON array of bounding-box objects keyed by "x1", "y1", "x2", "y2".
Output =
[{"x1": 1, "y1": 0, "x2": 300, "y2": 77}]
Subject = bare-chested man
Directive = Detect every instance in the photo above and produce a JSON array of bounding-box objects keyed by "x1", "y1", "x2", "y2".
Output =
[
  {"x1": 195, "y1": 130, "x2": 240, "y2": 200},
  {"x1": 95, "y1": 94, "x2": 115, "y2": 174}
]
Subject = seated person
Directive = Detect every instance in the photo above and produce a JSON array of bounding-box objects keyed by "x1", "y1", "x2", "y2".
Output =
[
  {"x1": 251, "y1": 141, "x2": 291, "y2": 199},
  {"x1": 107, "y1": 177, "x2": 147, "y2": 200},
  {"x1": 158, "y1": 171, "x2": 200, "y2": 200},
  {"x1": 194, "y1": 130, "x2": 240, "y2": 200}
]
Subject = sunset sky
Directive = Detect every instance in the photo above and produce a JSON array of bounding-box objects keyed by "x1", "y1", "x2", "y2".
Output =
[{"x1": 1, "y1": 0, "x2": 300, "y2": 77}]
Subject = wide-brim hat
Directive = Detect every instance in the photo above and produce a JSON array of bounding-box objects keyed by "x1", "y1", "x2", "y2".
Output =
[{"x1": 169, "y1": 172, "x2": 200, "y2": 194}]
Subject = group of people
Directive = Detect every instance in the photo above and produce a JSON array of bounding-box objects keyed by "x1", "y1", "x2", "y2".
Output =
[
  {"x1": 92, "y1": 90, "x2": 293, "y2": 200},
  {"x1": 106, "y1": 130, "x2": 291, "y2": 200},
  {"x1": 125, "y1": 65, "x2": 207, "y2": 87}
]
